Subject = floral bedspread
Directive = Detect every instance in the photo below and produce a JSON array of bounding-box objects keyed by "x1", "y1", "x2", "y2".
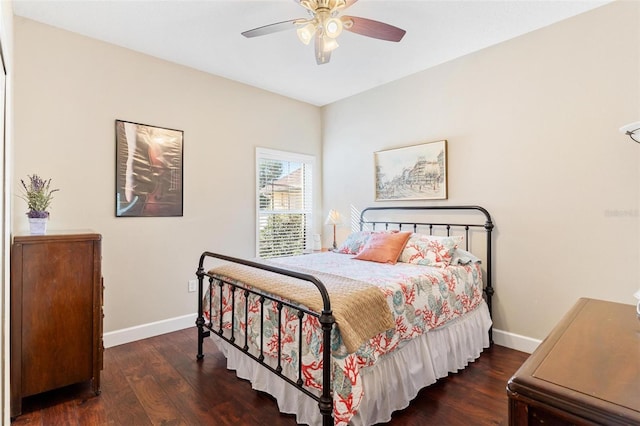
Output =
[{"x1": 203, "y1": 252, "x2": 484, "y2": 425}]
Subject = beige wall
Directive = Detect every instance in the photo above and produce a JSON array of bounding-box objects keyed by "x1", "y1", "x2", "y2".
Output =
[
  {"x1": 12, "y1": 17, "x2": 322, "y2": 333},
  {"x1": 10, "y1": 1, "x2": 640, "y2": 348},
  {"x1": 322, "y1": 1, "x2": 640, "y2": 341}
]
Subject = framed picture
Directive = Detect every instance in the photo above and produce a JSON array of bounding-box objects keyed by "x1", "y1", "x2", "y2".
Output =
[
  {"x1": 115, "y1": 120, "x2": 183, "y2": 217},
  {"x1": 374, "y1": 140, "x2": 447, "y2": 201}
]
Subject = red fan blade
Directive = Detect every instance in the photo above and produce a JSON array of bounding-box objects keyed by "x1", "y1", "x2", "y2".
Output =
[
  {"x1": 342, "y1": 16, "x2": 406, "y2": 42},
  {"x1": 315, "y1": 33, "x2": 332, "y2": 65},
  {"x1": 241, "y1": 19, "x2": 301, "y2": 38}
]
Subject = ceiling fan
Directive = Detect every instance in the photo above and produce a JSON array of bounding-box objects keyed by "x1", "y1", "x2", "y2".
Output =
[{"x1": 241, "y1": 0, "x2": 406, "y2": 65}]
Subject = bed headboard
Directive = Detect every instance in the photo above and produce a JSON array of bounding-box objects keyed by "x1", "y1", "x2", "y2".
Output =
[{"x1": 359, "y1": 205, "x2": 494, "y2": 333}]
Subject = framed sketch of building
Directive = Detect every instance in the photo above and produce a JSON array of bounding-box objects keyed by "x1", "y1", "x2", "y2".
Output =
[{"x1": 374, "y1": 140, "x2": 447, "y2": 201}]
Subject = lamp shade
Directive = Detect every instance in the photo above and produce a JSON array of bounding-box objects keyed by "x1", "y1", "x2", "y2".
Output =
[
  {"x1": 296, "y1": 22, "x2": 316, "y2": 45},
  {"x1": 321, "y1": 36, "x2": 339, "y2": 52},
  {"x1": 325, "y1": 209, "x2": 343, "y2": 225},
  {"x1": 324, "y1": 17, "x2": 343, "y2": 38}
]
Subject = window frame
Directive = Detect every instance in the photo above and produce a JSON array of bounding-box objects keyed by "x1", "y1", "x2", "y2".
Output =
[{"x1": 255, "y1": 147, "x2": 315, "y2": 258}]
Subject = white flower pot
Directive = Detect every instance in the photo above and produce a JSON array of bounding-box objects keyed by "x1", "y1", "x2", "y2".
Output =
[{"x1": 28, "y1": 218, "x2": 48, "y2": 235}]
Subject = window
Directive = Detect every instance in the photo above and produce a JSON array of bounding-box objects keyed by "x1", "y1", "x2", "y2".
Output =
[{"x1": 256, "y1": 148, "x2": 314, "y2": 258}]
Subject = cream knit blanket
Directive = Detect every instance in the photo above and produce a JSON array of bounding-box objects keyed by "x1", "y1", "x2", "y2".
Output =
[{"x1": 210, "y1": 262, "x2": 395, "y2": 354}]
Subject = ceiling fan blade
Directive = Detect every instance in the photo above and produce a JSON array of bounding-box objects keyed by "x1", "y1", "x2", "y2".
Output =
[
  {"x1": 241, "y1": 19, "x2": 301, "y2": 38},
  {"x1": 315, "y1": 33, "x2": 332, "y2": 65},
  {"x1": 342, "y1": 16, "x2": 406, "y2": 42}
]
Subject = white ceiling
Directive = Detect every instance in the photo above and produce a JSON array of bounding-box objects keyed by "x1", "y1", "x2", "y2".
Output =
[{"x1": 12, "y1": 0, "x2": 610, "y2": 106}]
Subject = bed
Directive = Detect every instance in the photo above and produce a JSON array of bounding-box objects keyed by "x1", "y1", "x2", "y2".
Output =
[{"x1": 196, "y1": 205, "x2": 494, "y2": 425}]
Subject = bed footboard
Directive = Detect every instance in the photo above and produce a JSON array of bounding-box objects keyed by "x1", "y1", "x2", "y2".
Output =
[{"x1": 196, "y1": 251, "x2": 335, "y2": 426}]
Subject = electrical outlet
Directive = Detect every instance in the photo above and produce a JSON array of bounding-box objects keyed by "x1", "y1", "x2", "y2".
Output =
[{"x1": 188, "y1": 279, "x2": 197, "y2": 293}]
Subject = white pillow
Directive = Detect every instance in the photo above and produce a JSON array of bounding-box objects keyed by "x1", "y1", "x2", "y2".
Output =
[{"x1": 399, "y1": 234, "x2": 463, "y2": 267}]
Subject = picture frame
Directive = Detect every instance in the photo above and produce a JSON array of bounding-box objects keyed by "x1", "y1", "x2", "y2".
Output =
[
  {"x1": 115, "y1": 120, "x2": 184, "y2": 217},
  {"x1": 374, "y1": 140, "x2": 447, "y2": 201}
]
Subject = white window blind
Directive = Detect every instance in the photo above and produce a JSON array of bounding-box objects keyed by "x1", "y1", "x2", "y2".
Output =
[{"x1": 256, "y1": 148, "x2": 314, "y2": 258}]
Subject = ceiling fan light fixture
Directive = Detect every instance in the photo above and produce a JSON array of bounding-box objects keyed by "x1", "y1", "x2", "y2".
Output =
[
  {"x1": 324, "y1": 17, "x2": 343, "y2": 38},
  {"x1": 322, "y1": 36, "x2": 339, "y2": 52},
  {"x1": 297, "y1": 22, "x2": 316, "y2": 45},
  {"x1": 333, "y1": 0, "x2": 347, "y2": 10},
  {"x1": 299, "y1": 0, "x2": 316, "y2": 11},
  {"x1": 240, "y1": 0, "x2": 406, "y2": 65}
]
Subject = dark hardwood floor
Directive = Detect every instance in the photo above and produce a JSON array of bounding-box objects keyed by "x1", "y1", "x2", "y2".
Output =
[{"x1": 12, "y1": 328, "x2": 529, "y2": 425}]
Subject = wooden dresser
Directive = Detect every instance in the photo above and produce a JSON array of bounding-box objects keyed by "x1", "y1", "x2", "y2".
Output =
[
  {"x1": 10, "y1": 232, "x2": 103, "y2": 418},
  {"x1": 507, "y1": 298, "x2": 640, "y2": 425}
]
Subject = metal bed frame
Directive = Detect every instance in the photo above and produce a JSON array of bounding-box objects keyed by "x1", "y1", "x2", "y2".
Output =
[{"x1": 196, "y1": 205, "x2": 494, "y2": 426}]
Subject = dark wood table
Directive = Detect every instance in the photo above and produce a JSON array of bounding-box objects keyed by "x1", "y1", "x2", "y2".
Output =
[{"x1": 507, "y1": 298, "x2": 640, "y2": 425}]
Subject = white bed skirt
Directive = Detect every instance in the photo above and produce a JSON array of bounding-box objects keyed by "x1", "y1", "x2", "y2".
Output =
[{"x1": 211, "y1": 300, "x2": 492, "y2": 426}]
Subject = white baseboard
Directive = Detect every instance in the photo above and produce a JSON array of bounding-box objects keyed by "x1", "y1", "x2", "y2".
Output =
[
  {"x1": 104, "y1": 313, "x2": 197, "y2": 348},
  {"x1": 492, "y1": 328, "x2": 541, "y2": 354},
  {"x1": 103, "y1": 315, "x2": 542, "y2": 355}
]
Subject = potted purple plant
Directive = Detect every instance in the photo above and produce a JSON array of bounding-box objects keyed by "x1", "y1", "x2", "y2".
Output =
[{"x1": 19, "y1": 174, "x2": 59, "y2": 235}]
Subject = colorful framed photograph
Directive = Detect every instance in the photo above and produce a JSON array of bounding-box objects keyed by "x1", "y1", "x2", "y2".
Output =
[
  {"x1": 115, "y1": 120, "x2": 183, "y2": 217},
  {"x1": 374, "y1": 140, "x2": 447, "y2": 201}
]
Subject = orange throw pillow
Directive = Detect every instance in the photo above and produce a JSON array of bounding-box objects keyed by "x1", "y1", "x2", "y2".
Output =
[{"x1": 353, "y1": 232, "x2": 412, "y2": 264}]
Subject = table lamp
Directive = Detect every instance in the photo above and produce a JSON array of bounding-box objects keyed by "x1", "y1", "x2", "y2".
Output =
[{"x1": 324, "y1": 209, "x2": 343, "y2": 250}]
